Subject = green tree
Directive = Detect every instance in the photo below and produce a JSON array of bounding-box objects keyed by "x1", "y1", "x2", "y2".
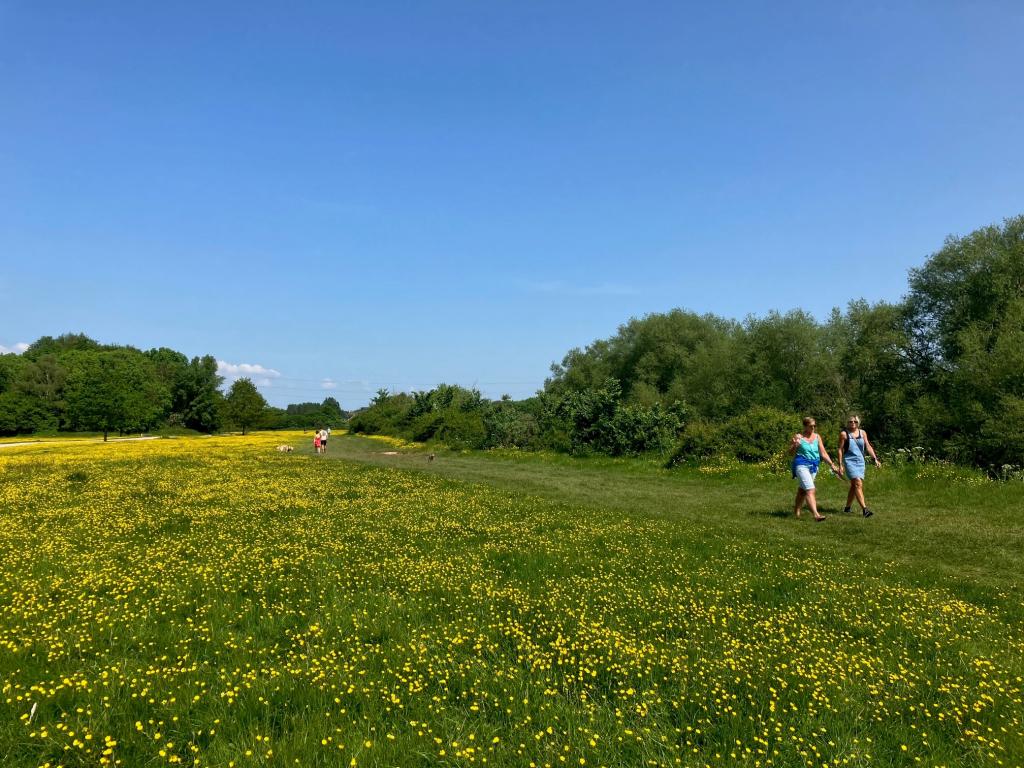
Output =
[
  {"x1": 320, "y1": 396, "x2": 344, "y2": 425},
  {"x1": 15, "y1": 354, "x2": 68, "y2": 428},
  {"x1": 546, "y1": 310, "x2": 743, "y2": 419},
  {"x1": 907, "y1": 215, "x2": 1024, "y2": 365},
  {"x1": 906, "y1": 215, "x2": 1024, "y2": 464},
  {"x1": 64, "y1": 350, "x2": 169, "y2": 440},
  {"x1": 174, "y1": 355, "x2": 224, "y2": 432},
  {"x1": 225, "y1": 378, "x2": 267, "y2": 435},
  {"x1": 840, "y1": 300, "x2": 920, "y2": 447},
  {"x1": 23, "y1": 333, "x2": 102, "y2": 360}
]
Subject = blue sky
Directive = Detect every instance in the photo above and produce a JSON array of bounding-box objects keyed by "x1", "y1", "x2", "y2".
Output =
[{"x1": 2, "y1": 2, "x2": 1023, "y2": 407}]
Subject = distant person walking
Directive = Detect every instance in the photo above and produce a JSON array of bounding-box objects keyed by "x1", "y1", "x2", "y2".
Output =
[
  {"x1": 319, "y1": 427, "x2": 328, "y2": 454},
  {"x1": 789, "y1": 416, "x2": 839, "y2": 522},
  {"x1": 838, "y1": 415, "x2": 881, "y2": 517},
  {"x1": 313, "y1": 432, "x2": 322, "y2": 454}
]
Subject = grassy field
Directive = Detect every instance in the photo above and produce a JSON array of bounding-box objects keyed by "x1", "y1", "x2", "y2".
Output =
[{"x1": 1, "y1": 432, "x2": 1022, "y2": 767}]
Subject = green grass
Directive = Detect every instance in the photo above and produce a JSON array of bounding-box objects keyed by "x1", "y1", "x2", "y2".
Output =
[
  {"x1": 0, "y1": 433, "x2": 1021, "y2": 767},
  {"x1": 319, "y1": 434, "x2": 1024, "y2": 617}
]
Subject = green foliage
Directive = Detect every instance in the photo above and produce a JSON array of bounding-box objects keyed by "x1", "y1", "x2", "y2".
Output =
[
  {"x1": 483, "y1": 398, "x2": 541, "y2": 449},
  {"x1": 666, "y1": 420, "x2": 726, "y2": 466},
  {"x1": 721, "y1": 406, "x2": 801, "y2": 463},
  {"x1": 224, "y1": 378, "x2": 268, "y2": 435},
  {"x1": 546, "y1": 214, "x2": 1024, "y2": 471},
  {"x1": 348, "y1": 384, "x2": 487, "y2": 448},
  {"x1": 173, "y1": 355, "x2": 224, "y2": 433},
  {"x1": 63, "y1": 350, "x2": 170, "y2": 439},
  {"x1": 433, "y1": 409, "x2": 488, "y2": 450},
  {"x1": 547, "y1": 310, "x2": 743, "y2": 419},
  {"x1": 554, "y1": 378, "x2": 681, "y2": 456},
  {"x1": 0, "y1": 335, "x2": 227, "y2": 437},
  {"x1": 262, "y1": 396, "x2": 347, "y2": 430},
  {"x1": 22, "y1": 332, "x2": 101, "y2": 360},
  {"x1": 667, "y1": 407, "x2": 809, "y2": 467},
  {"x1": 905, "y1": 215, "x2": 1024, "y2": 466},
  {"x1": 348, "y1": 392, "x2": 416, "y2": 436},
  {"x1": 3, "y1": 214, "x2": 1020, "y2": 471}
]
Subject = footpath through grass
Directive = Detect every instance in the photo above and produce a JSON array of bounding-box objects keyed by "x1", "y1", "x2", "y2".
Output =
[{"x1": 0, "y1": 432, "x2": 1021, "y2": 768}]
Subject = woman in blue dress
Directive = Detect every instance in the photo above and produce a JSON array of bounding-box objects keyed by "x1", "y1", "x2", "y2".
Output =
[
  {"x1": 788, "y1": 416, "x2": 839, "y2": 522},
  {"x1": 838, "y1": 415, "x2": 881, "y2": 517}
]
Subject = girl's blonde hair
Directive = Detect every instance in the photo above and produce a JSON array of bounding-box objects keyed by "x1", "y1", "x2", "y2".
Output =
[{"x1": 847, "y1": 415, "x2": 860, "y2": 426}]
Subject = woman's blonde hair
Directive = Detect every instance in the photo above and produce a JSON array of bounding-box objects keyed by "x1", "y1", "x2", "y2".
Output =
[{"x1": 847, "y1": 415, "x2": 860, "y2": 426}]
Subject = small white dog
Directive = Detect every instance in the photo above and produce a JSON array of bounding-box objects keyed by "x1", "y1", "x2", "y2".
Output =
[{"x1": 276, "y1": 445, "x2": 294, "y2": 453}]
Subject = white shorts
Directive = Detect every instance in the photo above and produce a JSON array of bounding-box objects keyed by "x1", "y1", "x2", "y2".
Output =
[{"x1": 794, "y1": 465, "x2": 817, "y2": 491}]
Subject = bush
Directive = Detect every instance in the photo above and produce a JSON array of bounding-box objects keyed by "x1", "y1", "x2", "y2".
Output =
[
  {"x1": 484, "y1": 400, "x2": 541, "y2": 449},
  {"x1": 409, "y1": 412, "x2": 443, "y2": 443},
  {"x1": 435, "y1": 410, "x2": 487, "y2": 450},
  {"x1": 553, "y1": 379, "x2": 681, "y2": 456},
  {"x1": 603, "y1": 403, "x2": 680, "y2": 456},
  {"x1": 721, "y1": 406, "x2": 802, "y2": 462},
  {"x1": 665, "y1": 421, "x2": 727, "y2": 466},
  {"x1": 667, "y1": 407, "x2": 804, "y2": 468}
]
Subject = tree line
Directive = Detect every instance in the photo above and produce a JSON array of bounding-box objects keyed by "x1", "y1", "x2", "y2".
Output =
[
  {"x1": 350, "y1": 215, "x2": 1024, "y2": 471},
  {"x1": 0, "y1": 336, "x2": 346, "y2": 439},
  {"x1": 4, "y1": 215, "x2": 1020, "y2": 467}
]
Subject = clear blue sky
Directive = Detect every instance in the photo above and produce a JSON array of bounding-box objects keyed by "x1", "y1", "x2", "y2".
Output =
[{"x1": 2, "y1": 2, "x2": 1022, "y2": 407}]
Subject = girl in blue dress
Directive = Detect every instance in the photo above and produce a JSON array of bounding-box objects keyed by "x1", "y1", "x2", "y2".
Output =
[{"x1": 838, "y1": 415, "x2": 881, "y2": 517}]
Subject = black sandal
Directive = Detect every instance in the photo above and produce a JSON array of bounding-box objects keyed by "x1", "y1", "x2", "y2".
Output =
[{"x1": 862, "y1": 508, "x2": 873, "y2": 518}]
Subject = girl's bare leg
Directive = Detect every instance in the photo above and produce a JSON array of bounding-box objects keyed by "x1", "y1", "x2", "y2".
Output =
[
  {"x1": 846, "y1": 482, "x2": 857, "y2": 510},
  {"x1": 853, "y1": 479, "x2": 867, "y2": 510},
  {"x1": 793, "y1": 489, "x2": 806, "y2": 517},
  {"x1": 806, "y1": 489, "x2": 825, "y2": 520}
]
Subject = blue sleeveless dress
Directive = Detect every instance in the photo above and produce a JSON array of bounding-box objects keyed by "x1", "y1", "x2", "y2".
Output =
[{"x1": 843, "y1": 430, "x2": 866, "y2": 480}]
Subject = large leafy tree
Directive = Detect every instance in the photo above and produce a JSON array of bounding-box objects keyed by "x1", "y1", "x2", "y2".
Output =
[
  {"x1": 174, "y1": 355, "x2": 224, "y2": 432},
  {"x1": 225, "y1": 377, "x2": 267, "y2": 435},
  {"x1": 16, "y1": 354, "x2": 69, "y2": 428},
  {"x1": 546, "y1": 310, "x2": 742, "y2": 419},
  {"x1": 64, "y1": 350, "x2": 170, "y2": 440},
  {"x1": 906, "y1": 215, "x2": 1024, "y2": 464}
]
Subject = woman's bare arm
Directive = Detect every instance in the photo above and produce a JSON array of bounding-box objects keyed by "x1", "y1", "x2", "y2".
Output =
[
  {"x1": 863, "y1": 430, "x2": 880, "y2": 465},
  {"x1": 817, "y1": 436, "x2": 838, "y2": 470}
]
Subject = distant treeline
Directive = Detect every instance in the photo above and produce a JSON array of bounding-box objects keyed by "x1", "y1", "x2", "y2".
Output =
[
  {"x1": 0, "y1": 337, "x2": 346, "y2": 439},
  {"x1": 350, "y1": 215, "x2": 1024, "y2": 471}
]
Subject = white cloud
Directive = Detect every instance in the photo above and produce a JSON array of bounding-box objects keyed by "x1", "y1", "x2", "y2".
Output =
[
  {"x1": 0, "y1": 342, "x2": 29, "y2": 354},
  {"x1": 217, "y1": 360, "x2": 282, "y2": 388},
  {"x1": 321, "y1": 379, "x2": 338, "y2": 390}
]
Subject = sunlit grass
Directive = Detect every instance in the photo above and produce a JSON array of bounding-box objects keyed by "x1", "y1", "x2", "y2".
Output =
[{"x1": 1, "y1": 433, "x2": 1021, "y2": 767}]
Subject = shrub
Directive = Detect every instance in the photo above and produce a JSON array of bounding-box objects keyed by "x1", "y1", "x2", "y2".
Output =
[
  {"x1": 484, "y1": 401, "x2": 540, "y2": 449},
  {"x1": 435, "y1": 410, "x2": 487, "y2": 450},
  {"x1": 722, "y1": 406, "x2": 802, "y2": 462},
  {"x1": 665, "y1": 420, "x2": 727, "y2": 467},
  {"x1": 409, "y1": 412, "x2": 443, "y2": 443}
]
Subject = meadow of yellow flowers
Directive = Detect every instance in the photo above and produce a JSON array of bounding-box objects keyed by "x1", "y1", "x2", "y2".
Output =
[{"x1": 0, "y1": 433, "x2": 1021, "y2": 767}]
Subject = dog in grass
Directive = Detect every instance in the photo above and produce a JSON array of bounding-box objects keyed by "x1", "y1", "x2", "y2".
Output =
[{"x1": 276, "y1": 445, "x2": 294, "y2": 453}]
